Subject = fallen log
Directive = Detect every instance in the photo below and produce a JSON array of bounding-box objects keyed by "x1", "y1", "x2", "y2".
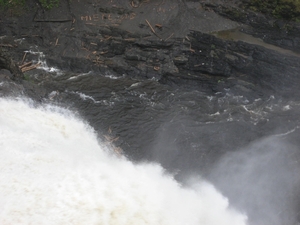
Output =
[
  {"x1": 21, "y1": 63, "x2": 41, "y2": 72},
  {"x1": 19, "y1": 61, "x2": 32, "y2": 69}
]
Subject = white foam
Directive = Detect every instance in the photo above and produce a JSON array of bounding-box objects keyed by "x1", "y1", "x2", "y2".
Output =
[
  {"x1": 24, "y1": 50, "x2": 61, "y2": 75},
  {"x1": 282, "y1": 105, "x2": 291, "y2": 111},
  {"x1": 74, "y1": 91, "x2": 99, "y2": 103},
  {"x1": 67, "y1": 72, "x2": 92, "y2": 80},
  {"x1": 104, "y1": 74, "x2": 125, "y2": 80},
  {"x1": 0, "y1": 98, "x2": 247, "y2": 225}
]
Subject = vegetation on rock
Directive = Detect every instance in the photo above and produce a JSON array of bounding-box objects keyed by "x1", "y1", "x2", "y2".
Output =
[
  {"x1": 38, "y1": 0, "x2": 59, "y2": 9},
  {"x1": 247, "y1": 0, "x2": 300, "y2": 20},
  {"x1": 0, "y1": 0, "x2": 59, "y2": 9}
]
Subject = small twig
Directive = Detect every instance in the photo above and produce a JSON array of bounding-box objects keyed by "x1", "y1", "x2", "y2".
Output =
[
  {"x1": 104, "y1": 135, "x2": 119, "y2": 143},
  {"x1": 130, "y1": 13, "x2": 136, "y2": 20},
  {"x1": 124, "y1": 38, "x2": 136, "y2": 42},
  {"x1": 113, "y1": 146, "x2": 123, "y2": 157},
  {"x1": 0, "y1": 44, "x2": 14, "y2": 48},
  {"x1": 104, "y1": 36, "x2": 112, "y2": 40},
  {"x1": 112, "y1": 137, "x2": 119, "y2": 142},
  {"x1": 21, "y1": 52, "x2": 27, "y2": 64},
  {"x1": 155, "y1": 24, "x2": 162, "y2": 29},
  {"x1": 145, "y1": 19, "x2": 156, "y2": 33},
  {"x1": 189, "y1": 43, "x2": 195, "y2": 53},
  {"x1": 19, "y1": 61, "x2": 32, "y2": 69},
  {"x1": 55, "y1": 38, "x2": 59, "y2": 46},
  {"x1": 145, "y1": 19, "x2": 163, "y2": 40},
  {"x1": 164, "y1": 33, "x2": 174, "y2": 41},
  {"x1": 131, "y1": 0, "x2": 139, "y2": 8},
  {"x1": 104, "y1": 135, "x2": 111, "y2": 141}
]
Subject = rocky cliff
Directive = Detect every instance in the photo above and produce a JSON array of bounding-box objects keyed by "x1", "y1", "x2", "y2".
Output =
[{"x1": 1, "y1": 0, "x2": 300, "y2": 100}]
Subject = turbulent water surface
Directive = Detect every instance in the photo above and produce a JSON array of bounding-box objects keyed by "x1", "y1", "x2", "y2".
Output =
[
  {"x1": 0, "y1": 98, "x2": 247, "y2": 225},
  {"x1": 1, "y1": 68, "x2": 300, "y2": 225}
]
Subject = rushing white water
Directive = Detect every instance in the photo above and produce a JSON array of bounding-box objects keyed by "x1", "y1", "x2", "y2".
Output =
[{"x1": 0, "y1": 98, "x2": 247, "y2": 225}]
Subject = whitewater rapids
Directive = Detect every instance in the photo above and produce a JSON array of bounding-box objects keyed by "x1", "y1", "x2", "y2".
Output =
[{"x1": 0, "y1": 98, "x2": 247, "y2": 225}]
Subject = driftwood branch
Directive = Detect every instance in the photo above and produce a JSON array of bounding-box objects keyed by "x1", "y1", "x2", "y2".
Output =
[
  {"x1": 21, "y1": 52, "x2": 27, "y2": 64},
  {"x1": 145, "y1": 19, "x2": 155, "y2": 33},
  {"x1": 0, "y1": 44, "x2": 15, "y2": 48},
  {"x1": 19, "y1": 61, "x2": 32, "y2": 69},
  {"x1": 145, "y1": 19, "x2": 163, "y2": 40},
  {"x1": 165, "y1": 33, "x2": 174, "y2": 41},
  {"x1": 20, "y1": 62, "x2": 41, "y2": 72}
]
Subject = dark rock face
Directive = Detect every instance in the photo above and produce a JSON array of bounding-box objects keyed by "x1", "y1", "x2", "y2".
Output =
[
  {"x1": 203, "y1": 1, "x2": 300, "y2": 52},
  {"x1": 0, "y1": 48, "x2": 23, "y2": 82},
  {"x1": 187, "y1": 31, "x2": 300, "y2": 98},
  {"x1": 0, "y1": 0, "x2": 300, "y2": 100}
]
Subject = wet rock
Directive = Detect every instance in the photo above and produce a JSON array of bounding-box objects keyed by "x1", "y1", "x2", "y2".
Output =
[
  {"x1": 0, "y1": 69, "x2": 13, "y2": 81},
  {"x1": 0, "y1": 48, "x2": 23, "y2": 81},
  {"x1": 203, "y1": 1, "x2": 300, "y2": 52},
  {"x1": 0, "y1": 0, "x2": 300, "y2": 101},
  {"x1": 186, "y1": 31, "x2": 300, "y2": 98},
  {"x1": 174, "y1": 55, "x2": 188, "y2": 65}
]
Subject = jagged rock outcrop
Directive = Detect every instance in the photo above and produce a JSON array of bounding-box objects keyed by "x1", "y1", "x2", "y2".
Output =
[
  {"x1": 0, "y1": 47, "x2": 23, "y2": 81},
  {"x1": 202, "y1": 1, "x2": 300, "y2": 52},
  {"x1": 0, "y1": 0, "x2": 300, "y2": 100}
]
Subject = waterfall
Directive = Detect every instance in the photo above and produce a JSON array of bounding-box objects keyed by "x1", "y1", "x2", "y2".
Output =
[{"x1": 0, "y1": 98, "x2": 247, "y2": 225}]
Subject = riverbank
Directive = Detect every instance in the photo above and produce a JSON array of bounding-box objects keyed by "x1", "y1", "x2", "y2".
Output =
[{"x1": 1, "y1": 0, "x2": 300, "y2": 101}]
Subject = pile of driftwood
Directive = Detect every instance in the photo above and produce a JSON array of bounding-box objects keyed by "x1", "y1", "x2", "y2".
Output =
[
  {"x1": 19, "y1": 61, "x2": 41, "y2": 72},
  {"x1": 104, "y1": 126, "x2": 123, "y2": 157},
  {"x1": 19, "y1": 52, "x2": 41, "y2": 72}
]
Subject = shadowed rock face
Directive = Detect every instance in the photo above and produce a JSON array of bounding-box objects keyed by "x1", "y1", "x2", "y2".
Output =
[
  {"x1": 1, "y1": 1, "x2": 300, "y2": 139},
  {"x1": 0, "y1": 0, "x2": 300, "y2": 99},
  {"x1": 202, "y1": 1, "x2": 300, "y2": 52},
  {"x1": 1, "y1": 0, "x2": 299, "y2": 91},
  {"x1": 0, "y1": 48, "x2": 23, "y2": 81}
]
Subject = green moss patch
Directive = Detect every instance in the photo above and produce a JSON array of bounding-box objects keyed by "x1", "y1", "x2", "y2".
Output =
[
  {"x1": 247, "y1": 0, "x2": 300, "y2": 20},
  {"x1": 0, "y1": 0, "x2": 59, "y2": 10}
]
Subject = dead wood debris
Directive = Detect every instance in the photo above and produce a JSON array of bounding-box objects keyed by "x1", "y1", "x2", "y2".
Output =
[
  {"x1": 104, "y1": 127, "x2": 123, "y2": 157},
  {"x1": 145, "y1": 19, "x2": 163, "y2": 40},
  {"x1": 21, "y1": 52, "x2": 27, "y2": 65},
  {"x1": 165, "y1": 33, "x2": 174, "y2": 41},
  {"x1": 0, "y1": 44, "x2": 15, "y2": 48},
  {"x1": 19, "y1": 61, "x2": 41, "y2": 72},
  {"x1": 19, "y1": 61, "x2": 32, "y2": 69}
]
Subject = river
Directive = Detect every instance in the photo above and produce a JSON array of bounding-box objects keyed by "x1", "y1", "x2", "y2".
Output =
[{"x1": 1, "y1": 65, "x2": 300, "y2": 224}]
